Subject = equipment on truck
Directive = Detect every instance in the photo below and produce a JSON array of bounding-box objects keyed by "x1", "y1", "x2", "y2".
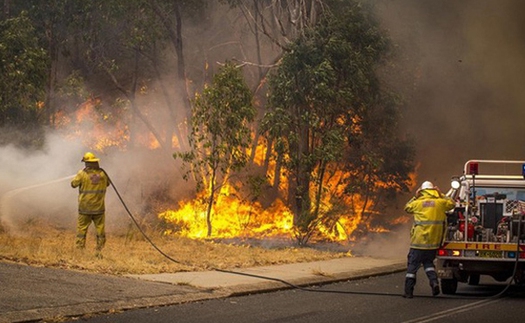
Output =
[{"x1": 436, "y1": 160, "x2": 525, "y2": 294}]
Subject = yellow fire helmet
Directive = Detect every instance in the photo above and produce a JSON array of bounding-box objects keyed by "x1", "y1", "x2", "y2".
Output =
[{"x1": 81, "y1": 152, "x2": 100, "y2": 162}]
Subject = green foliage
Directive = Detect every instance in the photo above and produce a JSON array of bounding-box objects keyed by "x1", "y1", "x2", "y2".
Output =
[
  {"x1": 0, "y1": 12, "x2": 49, "y2": 127},
  {"x1": 72, "y1": 0, "x2": 167, "y2": 78},
  {"x1": 176, "y1": 62, "x2": 256, "y2": 186}
]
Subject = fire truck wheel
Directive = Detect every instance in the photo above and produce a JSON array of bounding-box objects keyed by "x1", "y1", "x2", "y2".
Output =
[
  {"x1": 468, "y1": 274, "x2": 480, "y2": 285},
  {"x1": 441, "y1": 278, "x2": 458, "y2": 295}
]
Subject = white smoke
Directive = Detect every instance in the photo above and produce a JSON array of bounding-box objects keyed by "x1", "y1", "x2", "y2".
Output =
[
  {"x1": 353, "y1": 224, "x2": 411, "y2": 259},
  {"x1": 0, "y1": 128, "x2": 182, "y2": 235},
  {"x1": 0, "y1": 131, "x2": 83, "y2": 232}
]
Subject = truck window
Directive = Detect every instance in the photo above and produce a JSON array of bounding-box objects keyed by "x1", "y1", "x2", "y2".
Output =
[{"x1": 469, "y1": 187, "x2": 517, "y2": 200}]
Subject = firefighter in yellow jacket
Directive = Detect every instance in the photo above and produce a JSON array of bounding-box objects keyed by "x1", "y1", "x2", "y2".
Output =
[
  {"x1": 403, "y1": 181, "x2": 455, "y2": 298},
  {"x1": 71, "y1": 152, "x2": 109, "y2": 254}
]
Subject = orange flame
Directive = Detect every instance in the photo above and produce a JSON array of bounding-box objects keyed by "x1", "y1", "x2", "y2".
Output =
[
  {"x1": 55, "y1": 97, "x2": 130, "y2": 153},
  {"x1": 159, "y1": 138, "x2": 407, "y2": 242},
  {"x1": 159, "y1": 185, "x2": 294, "y2": 239}
]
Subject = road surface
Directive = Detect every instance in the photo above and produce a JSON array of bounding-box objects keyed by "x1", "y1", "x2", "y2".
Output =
[{"x1": 64, "y1": 271, "x2": 525, "y2": 323}]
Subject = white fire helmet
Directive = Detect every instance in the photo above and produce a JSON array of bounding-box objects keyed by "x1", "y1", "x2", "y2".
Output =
[{"x1": 420, "y1": 181, "x2": 435, "y2": 190}]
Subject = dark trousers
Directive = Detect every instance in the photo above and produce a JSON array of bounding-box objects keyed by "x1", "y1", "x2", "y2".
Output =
[{"x1": 404, "y1": 248, "x2": 438, "y2": 294}]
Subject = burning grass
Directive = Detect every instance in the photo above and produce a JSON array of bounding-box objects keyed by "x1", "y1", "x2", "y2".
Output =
[{"x1": 0, "y1": 221, "x2": 349, "y2": 276}]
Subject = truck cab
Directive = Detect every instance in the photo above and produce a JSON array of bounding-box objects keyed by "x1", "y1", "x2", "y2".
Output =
[{"x1": 436, "y1": 160, "x2": 525, "y2": 294}]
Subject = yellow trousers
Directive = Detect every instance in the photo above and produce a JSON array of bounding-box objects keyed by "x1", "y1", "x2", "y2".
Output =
[{"x1": 76, "y1": 213, "x2": 106, "y2": 251}]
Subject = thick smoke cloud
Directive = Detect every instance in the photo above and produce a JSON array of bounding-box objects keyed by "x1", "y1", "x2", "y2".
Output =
[{"x1": 373, "y1": 0, "x2": 525, "y2": 187}]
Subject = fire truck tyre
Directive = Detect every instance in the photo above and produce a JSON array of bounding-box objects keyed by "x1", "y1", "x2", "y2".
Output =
[
  {"x1": 441, "y1": 278, "x2": 458, "y2": 295},
  {"x1": 468, "y1": 274, "x2": 480, "y2": 285}
]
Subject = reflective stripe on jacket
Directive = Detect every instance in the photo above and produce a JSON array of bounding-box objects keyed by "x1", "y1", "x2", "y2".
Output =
[
  {"x1": 405, "y1": 189, "x2": 455, "y2": 250},
  {"x1": 71, "y1": 167, "x2": 109, "y2": 215}
]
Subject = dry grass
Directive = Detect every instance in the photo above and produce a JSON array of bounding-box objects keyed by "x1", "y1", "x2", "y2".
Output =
[{"x1": 0, "y1": 222, "x2": 349, "y2": 276}]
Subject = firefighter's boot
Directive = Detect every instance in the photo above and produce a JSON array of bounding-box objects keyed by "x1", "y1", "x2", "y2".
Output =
[
  {"x1": 96, "y1": 234, "x2": 106, "y2": 251},
  {"x1": 75, "y1": 234, "x2": 86, "y2": 249},
  {"x1": 431, "y1": 281, "x2": 440, "y2": 296},
  {"x1": 403, "y1": 278, "x2": 416, "y2": 298}
]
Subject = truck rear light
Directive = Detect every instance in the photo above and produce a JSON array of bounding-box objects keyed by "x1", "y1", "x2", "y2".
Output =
[
  {"x1": 468, "y1": 162, "x2": 479, "y2": 175},
  {"x1": 438, "y1": 249, "x2": 461, "y2": 256}
]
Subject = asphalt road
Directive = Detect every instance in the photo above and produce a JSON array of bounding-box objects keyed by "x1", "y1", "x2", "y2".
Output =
[{"x1": 64, "y1": 272, "x2": 525, "y2": 323}]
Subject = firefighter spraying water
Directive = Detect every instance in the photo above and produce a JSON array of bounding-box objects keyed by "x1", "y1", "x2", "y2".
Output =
[{"x1": 71, "y1": 152, "x2": 110, "y2": 257}]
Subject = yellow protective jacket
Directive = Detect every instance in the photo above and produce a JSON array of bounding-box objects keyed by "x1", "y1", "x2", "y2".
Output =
[
  {"x1": 405, "y1": 189, "x2": 455, "y2": 250},
  {"x1": 71, "y1": 167, "x2": 109, "y2": 215}
]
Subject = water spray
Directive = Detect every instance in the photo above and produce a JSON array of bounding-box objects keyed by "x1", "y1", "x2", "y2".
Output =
[{"x1": 0, "y1": 175, "x2": 75, "y2": 227}]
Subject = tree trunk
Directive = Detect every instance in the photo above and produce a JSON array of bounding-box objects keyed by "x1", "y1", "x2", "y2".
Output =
[
  {"x1": 44, "y1": 20, "x2": 58, "y2": 125},
  {"x1": 293, "y1": 121, "x2": 311, "y2": 234},
  {"x1": 206, "y1": 163, "x2": 218, "y2": 238},
  {"x1": 105, "y1": 50, "x2": 169, "y2": 152}
]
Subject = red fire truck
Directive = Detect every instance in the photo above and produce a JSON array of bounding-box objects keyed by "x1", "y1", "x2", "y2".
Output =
[{"x1": 436, "y1": 160, "x2": 525, "y2": 294}]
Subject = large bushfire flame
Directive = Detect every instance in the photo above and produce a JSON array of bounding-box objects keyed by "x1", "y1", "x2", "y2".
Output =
[
  {"x1": 160, "y1": 186, "x2": 294, "y2": 239},
  {"x1": 158, "y1": 141, "x2": 408, "y2": 242},
  {"x1": 59, "y1": 98, "x2": 414, "y2": 243}
]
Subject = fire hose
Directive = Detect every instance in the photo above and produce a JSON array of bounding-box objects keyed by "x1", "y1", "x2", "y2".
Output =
[{"x1": 103, "y1": 169, "x2": 518, "y2": 299}]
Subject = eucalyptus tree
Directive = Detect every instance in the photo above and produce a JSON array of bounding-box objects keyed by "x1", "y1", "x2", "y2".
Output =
[
  {"x1": 262, "y1": 1, "x2": 414, "y2": 244},
  {"x1": 175, "y1": 62, "x2": 256, "y2": 237}
]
